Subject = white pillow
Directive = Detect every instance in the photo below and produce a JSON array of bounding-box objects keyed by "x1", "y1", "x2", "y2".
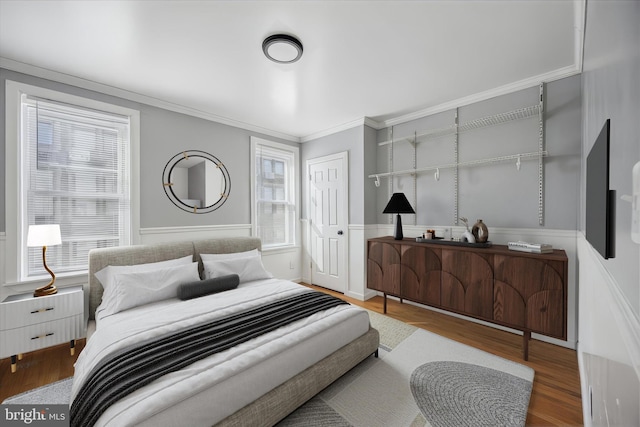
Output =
[
  {"x1": 94, "y1": 255, "x2": 193, "y2": 291},
  {"x1": 99, "y1": 262, "x2": 200, "y2": 317},
  {"x1": 202, "y1": 252, "x2": 272, "y2": 283}
]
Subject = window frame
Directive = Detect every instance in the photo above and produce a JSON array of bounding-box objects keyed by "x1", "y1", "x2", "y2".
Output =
[
  {"x1": 4, "y1": 80, "x2": 140, "y2": 285},
  {"x1": 250, "y1": 137, "x2": 300, "y2": 251}
]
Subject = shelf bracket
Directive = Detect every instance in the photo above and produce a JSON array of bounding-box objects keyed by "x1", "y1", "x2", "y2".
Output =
[
  {"x1": 538, "y1": 83, "x2": 545, "y2": 226},
  {"x1": 454, "y1": 109, "x2": 459, "y2": 226},
  {"x1": 413, "y1": 131, "x2": 417, "y2": 225}
]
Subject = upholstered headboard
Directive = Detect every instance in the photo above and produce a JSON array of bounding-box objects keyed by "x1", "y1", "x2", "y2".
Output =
[{"x1": 87, "y1": 237, "x2": 262, "y2": 320}]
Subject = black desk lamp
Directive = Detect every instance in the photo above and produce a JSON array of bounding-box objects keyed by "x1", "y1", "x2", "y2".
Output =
[{"x1": 383, "y1": 193, "x2": 415, "y2": 240}]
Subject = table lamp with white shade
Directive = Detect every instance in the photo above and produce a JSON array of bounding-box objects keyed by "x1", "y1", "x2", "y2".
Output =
[{"x1": 27, "y1": 224, "x2": 62, "y2": 297}]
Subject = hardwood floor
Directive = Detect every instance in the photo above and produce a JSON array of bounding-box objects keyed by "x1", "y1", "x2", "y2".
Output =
[
  {"x1": 304, "y1": 284, "x2": 584, "y2": 427},
  {"x1": 0, "y1": 285, "x2": 583, "y2": 426},
  {"x1": 0, "y1": 339, "x2": 85, "y2": 402}
]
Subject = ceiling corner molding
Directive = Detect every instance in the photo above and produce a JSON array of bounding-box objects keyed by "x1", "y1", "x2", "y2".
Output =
[
  {"x1": 381, "y1": 65, "x2": 582, "y2": 129},
  {"x1": 574, "y1": 0, "x2": 586, "y2": 73},
  {"x1": 363, "y1": 117, "x2": 384, "y2": 130},
  {"x1": 300, "y1": 117, "x2": 382, "y2": 143},
  {"x1": 0, "y1": 57, "x2": 301, "y2": 143}
]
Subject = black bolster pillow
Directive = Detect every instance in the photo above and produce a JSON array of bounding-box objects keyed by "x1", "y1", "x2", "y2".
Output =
[{"x1": 178, "y1": 274, "x2": 240, "y2": 300}]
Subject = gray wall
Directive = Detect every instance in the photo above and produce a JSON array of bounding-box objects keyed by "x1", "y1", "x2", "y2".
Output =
[
  {"x1": 363, "y1": 125, "x2": 379, "y2": 225},
  {"x1": 373, "y1": 76, "x2": 582, "y2": 230},
  {"x1": 300, "y1": 126, "x2": 366, "y2": 224},
  {"x1": 582, "y1": 0, "x2": 640, "y2": 312},
  {"x1": 0, "y1": 68, "x2": 293, "y2": 232}
]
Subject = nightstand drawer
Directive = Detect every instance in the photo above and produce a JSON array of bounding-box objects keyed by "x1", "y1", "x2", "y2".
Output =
[
  {"x1": 0, "y1": 314, "x2": 84, "y2": 357},
  {"x1": 0, "y1": 286, "x2": 83, "y2": 330}
]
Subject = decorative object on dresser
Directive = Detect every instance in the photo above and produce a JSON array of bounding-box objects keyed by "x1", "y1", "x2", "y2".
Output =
[
  {"x1": 367, "y1": 236, "x2": 568, "y2": 360},
  {"x1": 0, "y1": 286, "x2": 84, "y2": 373},
  {"x1": 508, "y1": 241, "x2": 554, "y2": 254},
  {"x1": 383, "y1": 192, "x2": 416, "y2": 240},
  {"x1": 26, "y1": 224, "x2": 62, "y2": 297},
  {"x1": 458, "y1": 217, "x2": 476, "y2": 243},
  {"x1": 472, "y1": 219, "x2": 489, "y2": 243}
]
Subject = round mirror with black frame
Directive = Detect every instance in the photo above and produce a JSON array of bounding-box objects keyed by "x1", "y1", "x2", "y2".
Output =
[{"x1": 162, "y1": 150, "x2": 231, "y2": 213}]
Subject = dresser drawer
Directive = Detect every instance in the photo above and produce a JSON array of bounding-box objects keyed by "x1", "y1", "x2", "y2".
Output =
[
  {"x1": 0, "y1": 314, "x2": 84, "y2": 358},
  {"x1": 0, "y1": 286, "x2": 83, "y2": 330}
]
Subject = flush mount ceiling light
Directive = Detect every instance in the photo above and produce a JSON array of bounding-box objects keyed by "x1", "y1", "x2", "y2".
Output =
[{"x1": 262, "y1": 34, "x2": 303, "y2": 64}]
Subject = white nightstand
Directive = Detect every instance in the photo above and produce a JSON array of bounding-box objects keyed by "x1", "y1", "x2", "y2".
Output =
[{"x1": 0, "y1": 285, "x2": 84, "y2": 373}]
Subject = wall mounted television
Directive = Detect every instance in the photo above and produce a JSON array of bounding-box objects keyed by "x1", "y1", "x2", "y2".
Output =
[{"x1": 586, "y1": 119, "x2": 615, "y2": 259}]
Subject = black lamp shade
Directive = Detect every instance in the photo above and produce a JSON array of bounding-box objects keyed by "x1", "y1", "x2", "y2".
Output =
[
  {"x1": 383, "y1": 193, "x2": 415, "y2": 214},
  {"x1": 383, "y1": 193, "x2": 415, "y2": 240}
]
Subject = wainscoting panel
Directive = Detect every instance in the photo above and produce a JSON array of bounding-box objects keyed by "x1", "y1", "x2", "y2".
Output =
[
  {"x1": 138, "y1": 224, "x2": 252, "y2": 244},
  {"x1": 261, "y1": 247, "x2": 301, "y2": 283},
  {"x1": 577, "y1": 234, "x2": 640, "y2": 427},
  {"x1": 301, "y1": 219, "x2": 311, "y2": 284},
  {"x1": 346, "y1": 225, "x2": 379, "y2": 301},
  {"x1": 0, "y1": 233, "x2": 5, "y2": 302}
]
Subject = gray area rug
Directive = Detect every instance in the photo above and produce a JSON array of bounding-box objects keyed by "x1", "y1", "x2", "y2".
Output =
[
  {"x1": 3, "y1": 310, "x2": 534, "y2": 427},
  {"x1": 279, "y1": 310, "x2": 534, "y2": 427},
  {"x1": 3, "y1": 377, "x2": 72, "y2": 405}
]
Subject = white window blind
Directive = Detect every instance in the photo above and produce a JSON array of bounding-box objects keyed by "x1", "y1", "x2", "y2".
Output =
[
  {"x1": 21, "y1": 95, "x2": 131, "y2": 279},
  {"x1": 254, "y1": 143, "x2": 297, "y2": 248}
]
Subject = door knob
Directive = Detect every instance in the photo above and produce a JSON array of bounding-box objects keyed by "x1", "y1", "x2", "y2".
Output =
[{"x1": 337, "y1": 230, "x2": 343, "y2": 235}]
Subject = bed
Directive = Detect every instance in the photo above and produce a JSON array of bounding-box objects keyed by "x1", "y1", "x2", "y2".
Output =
[{"x1": 73, "y1": 237, "x2": 379, "y2": 427}]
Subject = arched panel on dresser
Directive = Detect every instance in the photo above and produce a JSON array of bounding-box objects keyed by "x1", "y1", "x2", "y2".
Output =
[
  {"x1": 401, "y1": 245, "x2": 441, "y2": 306},
  {"x1": 494, "y1": 255, "x2": 566, "y2": 339},
  {"x1": 366, "y1": 240, "x2": 402, "y2": 297},
  {"x1": 441, "y1": 249, "x2": 494, "y2": 319}
]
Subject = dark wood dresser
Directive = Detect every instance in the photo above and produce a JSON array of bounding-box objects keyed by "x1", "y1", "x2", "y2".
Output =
[{"x1": 367, "y1": 236, "x2": 568, "y2": 360}]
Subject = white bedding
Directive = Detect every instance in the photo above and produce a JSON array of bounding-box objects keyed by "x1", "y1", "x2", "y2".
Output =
[{"x1": 73, "y1": 278, "x2": 370, "y2": 426}]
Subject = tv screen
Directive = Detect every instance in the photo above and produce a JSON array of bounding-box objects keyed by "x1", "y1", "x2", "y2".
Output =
[{"x1": 586, "y1": 119, "x2": 615, "y2": 259}]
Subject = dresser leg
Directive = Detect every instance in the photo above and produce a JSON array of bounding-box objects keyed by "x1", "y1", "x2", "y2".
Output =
[
  {"x1": 11, "y1": 355, "x2": 17, "y2": 373},
  {"x1": 523, "y1": 331, "x2": 531, "y2": 361},
  {"x1": 70, "y1": 340, "x2": 75, "y2": 356},
  {"x1": 383, "y1": 294, "x2": 387, "y2": 314},
  {"x1": 17, "y1": 353, "x2": 23, "y2": 360}
]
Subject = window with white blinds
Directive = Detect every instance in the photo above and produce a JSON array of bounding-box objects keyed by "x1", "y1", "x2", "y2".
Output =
[
  {"x1": 21, "y1": 95, "x2": 131, "y2": 279},
  {"x1": 252, "y1": 138, "x2": 298, "y2": 249}
]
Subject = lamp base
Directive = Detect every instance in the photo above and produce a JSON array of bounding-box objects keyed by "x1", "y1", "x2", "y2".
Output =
[
  {"x1": 393, "y1": 214, "x2": 404, "y2": 240},
  {"x1": 34, "y1": 245, "x2": 58, "y2": 297},
  {"x1": 34, "y1": 282, "x2": 57, "y2": 297}
]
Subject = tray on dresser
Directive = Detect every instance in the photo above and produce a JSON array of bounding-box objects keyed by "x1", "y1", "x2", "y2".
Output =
[{"x1": 415, "y1": 237, "x2": 492, "y2": 248}]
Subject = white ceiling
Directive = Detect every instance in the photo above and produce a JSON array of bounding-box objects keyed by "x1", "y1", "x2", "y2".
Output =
[{"x1": 0, "y1": 1, "x2": 582, "y2": 141}]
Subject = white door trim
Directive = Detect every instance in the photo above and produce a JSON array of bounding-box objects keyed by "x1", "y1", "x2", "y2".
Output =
[{"x1": 306, "y1": 151, "x2": 349, "y2": 292}]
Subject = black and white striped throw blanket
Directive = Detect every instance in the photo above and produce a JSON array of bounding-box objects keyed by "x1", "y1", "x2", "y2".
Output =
[{"x1": 71, "y1": 291, "x2": 347, "y2": 427}]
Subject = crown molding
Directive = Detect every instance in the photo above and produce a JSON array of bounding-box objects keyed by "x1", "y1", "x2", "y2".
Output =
[
  {"x1": 2, "y1": 54, "x2": 581, "y2": 144},
  {"x1": 299, "y1": 117, "x2": 383, "y2": 143},
  {"x1": 0, "y1": 57, "x2": 301, "y2": 143},
  {"x1": 381, "y1": 64, "x2": 581, "y2": 129},
  {"x1": 574, "y1": 0, "x2": 586, "y2": 73}
]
